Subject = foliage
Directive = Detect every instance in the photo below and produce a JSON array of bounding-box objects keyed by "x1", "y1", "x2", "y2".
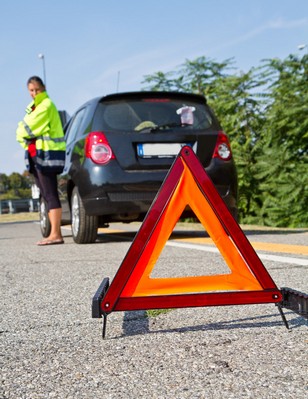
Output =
[
  {"x1": 0, "y1": 171, "x2": 32, "y2": 199},
  {"x1": 146, "y1": 309, "x2": 172, "y2": 318},
  {"x1": 205, "y1": 69, "x2": 267, "y2": 220},
  {"x1": 254, "y1": 55, "x2": 308, "y2": 227},
  {"x1": 142, "y1": 54, "x2": 308, "y2": 227}
]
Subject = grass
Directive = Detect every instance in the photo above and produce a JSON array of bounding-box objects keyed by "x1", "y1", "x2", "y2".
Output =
[
  {"x1": 0, "y1": 212, "x2": 39, "y2": 223},
  {"x1": 146, "y1": 309, "x2": 173, "y2": 318}
]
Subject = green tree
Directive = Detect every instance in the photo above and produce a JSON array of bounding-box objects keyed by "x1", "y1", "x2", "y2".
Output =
[
  {"x1": 207, "y1": 70, "x2": 267, "y2": 222},
  {"x1": 1, "y1": 172, "x2": 32, "y2": 199},
  {"x1": 0, "y1": 173, "x2": 9, "y2": 194},
  {"x1": 142, "y1": 56, "x2": 233, "y2": 95},
  {"x1": 142, "y1": 71, "x2": 178, "y2": 91},
  {"x1": 255, "y1": 54, "x2": 308, "y2": 227}
]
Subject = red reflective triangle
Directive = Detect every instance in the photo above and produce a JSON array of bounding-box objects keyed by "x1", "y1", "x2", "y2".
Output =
[{"x1": 100, "y1": 146, "x2": 282, "y2": 314}]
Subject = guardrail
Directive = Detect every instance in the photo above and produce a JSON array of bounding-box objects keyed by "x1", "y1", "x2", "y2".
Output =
[{"x1": 0, "y1": 199, "x2": 39, "y2": 214}]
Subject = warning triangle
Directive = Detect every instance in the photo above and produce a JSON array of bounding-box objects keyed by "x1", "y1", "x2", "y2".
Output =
[{"x1": 99, "y1": 146, "x2": 282, "y2": 314}]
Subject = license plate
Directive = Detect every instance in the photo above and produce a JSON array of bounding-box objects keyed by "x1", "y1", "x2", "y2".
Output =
[{"x1": 137, "y1": 143, "x2": 196, "y2": 158}]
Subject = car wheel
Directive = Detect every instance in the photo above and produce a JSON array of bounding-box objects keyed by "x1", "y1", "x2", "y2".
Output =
[
  {"x1": 71, "y1": 187, "x2": 98, "y2": 244},
  {"x1": 39, "y1": 197, "x2": 51, "y2": 238},
  {"x1": 230, "y1": 207, "x2": 239, "y2": 222}
]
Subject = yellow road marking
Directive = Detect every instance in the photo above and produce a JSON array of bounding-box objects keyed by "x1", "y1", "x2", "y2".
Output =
[
  {"x1": 170, "y1": 237, "x2": 308, "y2": 256},
  {"x1": 98, "y1": 228, "x2": 308, "y2": 256}
]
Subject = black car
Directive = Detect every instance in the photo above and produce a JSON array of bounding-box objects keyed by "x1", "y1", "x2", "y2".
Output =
[{"x1": 40, "y1": 91, "x2": 238, "y2": 243}]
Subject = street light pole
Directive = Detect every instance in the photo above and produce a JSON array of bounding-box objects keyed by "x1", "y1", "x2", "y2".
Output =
[{"x1": 38, "y1": 53, "x2": 47, "y2": 87}]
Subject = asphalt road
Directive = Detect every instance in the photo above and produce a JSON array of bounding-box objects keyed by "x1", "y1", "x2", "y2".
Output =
[{"x1": 1, "y1": 221, "x2": 307, "y2": 399}]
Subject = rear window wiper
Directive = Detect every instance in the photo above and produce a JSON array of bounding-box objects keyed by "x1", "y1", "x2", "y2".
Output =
[{"x1": 150, "y1": 122, "x2": 190, "y2": 132}]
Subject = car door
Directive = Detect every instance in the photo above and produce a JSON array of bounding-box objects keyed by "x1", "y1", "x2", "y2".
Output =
[{"x1": 58, "y1": 107, "x2": 88, "y2": 221}]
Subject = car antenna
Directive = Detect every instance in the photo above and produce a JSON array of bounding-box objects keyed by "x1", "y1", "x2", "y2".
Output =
[{"x1": 116, "y1": 71, "x2": 120, "y2": 92}]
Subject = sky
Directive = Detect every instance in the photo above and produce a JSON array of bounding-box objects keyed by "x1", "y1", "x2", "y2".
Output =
[{"x1": 1, "y1": 0, "x2": 307, "y2": 175}]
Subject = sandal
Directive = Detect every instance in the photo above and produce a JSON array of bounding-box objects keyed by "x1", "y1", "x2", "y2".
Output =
[{"x1": 37, "y1": 239, "x2": 64, "y2": 246}]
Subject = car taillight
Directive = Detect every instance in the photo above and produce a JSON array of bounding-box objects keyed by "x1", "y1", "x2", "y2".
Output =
[
  {"x1": 213, "y1": 131, "x2": 232, "y2": 161},
  {"x1": 85, "y1": 132, "x2": 115, "y2": 165}
]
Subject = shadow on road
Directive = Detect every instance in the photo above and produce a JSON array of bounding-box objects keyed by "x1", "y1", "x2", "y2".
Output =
[{"x1": 118, "y1": 310, "x2": 306, "y2": 339}]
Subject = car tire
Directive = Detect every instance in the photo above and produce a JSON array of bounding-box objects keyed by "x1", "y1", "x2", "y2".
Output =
[
  {"x1": 71, "y1": 187, "x2": 98, "y2": 244},
  {"x1": 230, "y1": 207, "x2": 239, "y2": 223},
  {"x1": 39, "y1": 197, "x2": 51, "y2": 238}
]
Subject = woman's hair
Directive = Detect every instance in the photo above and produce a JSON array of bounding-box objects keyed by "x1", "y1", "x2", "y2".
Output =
[{"x1": 27, "y1": 76, "x2": 45, "y2": 89}]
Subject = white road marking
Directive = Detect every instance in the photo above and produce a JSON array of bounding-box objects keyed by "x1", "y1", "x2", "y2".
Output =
[{"x1": 166, "y1": 241, "x2": 308, "y2": 266}]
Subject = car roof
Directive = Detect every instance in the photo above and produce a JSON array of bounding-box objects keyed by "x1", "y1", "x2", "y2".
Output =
[
  {"x1": 103, "y1": 91, "x2": 206, "y2": 102},
  {"x1": 80, "y1": 91, "x2": 207, "y2": 108}
]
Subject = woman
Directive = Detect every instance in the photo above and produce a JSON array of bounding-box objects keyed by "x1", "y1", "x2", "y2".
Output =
[{"x1": 16, "y1": 76, "x2": 66, "y2": 246}]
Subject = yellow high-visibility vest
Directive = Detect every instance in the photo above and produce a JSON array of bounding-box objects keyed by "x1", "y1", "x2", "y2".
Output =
[{"x1": 16, "y1": 91, "x2": 66, "y2": 173}]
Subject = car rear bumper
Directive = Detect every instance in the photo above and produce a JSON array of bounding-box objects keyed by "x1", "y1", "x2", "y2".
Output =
[{"x1": 70, "y1": 156, "x2": 238, "y2": 220}]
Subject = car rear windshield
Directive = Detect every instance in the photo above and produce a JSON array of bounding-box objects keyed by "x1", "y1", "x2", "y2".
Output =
[{"x1": 93, "y1": 97, "x2": 213, "y2": 132}]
